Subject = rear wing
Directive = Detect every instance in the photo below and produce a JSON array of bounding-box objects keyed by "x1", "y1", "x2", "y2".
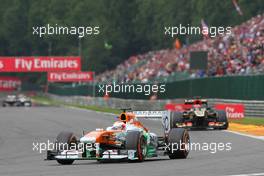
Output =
[
  {"x1": 132, "y1": 111, "x2": 172, "y2": 135},
  {"x1": 184, "y1": 99, "x2": 208, "y2": 105}
]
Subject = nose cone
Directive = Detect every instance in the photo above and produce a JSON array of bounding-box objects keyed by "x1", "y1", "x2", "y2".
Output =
[
  {"x1": 194, "y1": 108, "x2": 206, "y2": 117},
  {"x1": 80, "y1": 130, "x2": 106, "y2": 143},
  {"x1": 80, "y1": 136, "x2": 96, "y2": 143}
]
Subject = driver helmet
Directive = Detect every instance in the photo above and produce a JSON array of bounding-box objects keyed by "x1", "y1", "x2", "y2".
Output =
[{"x1": 107, "y1": 121, "x2": 126, "y2": 130}]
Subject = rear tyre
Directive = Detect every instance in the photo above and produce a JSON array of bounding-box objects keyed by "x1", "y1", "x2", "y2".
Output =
[
  {"x1": 167, "y1": 128, "x2": 190, "y2": 159},
  {"x1": 56, "y1": 131, "x2": 77, "y2": 165},
  {"x1": 217, "y1": 111, "x2": 229, "y2": 130},
  {"x1": 170, "y1": 112, "x2": 184, "y2": 128},
  {"x1": 126, "y1": 131, "x2": 146, "y2": 162}
]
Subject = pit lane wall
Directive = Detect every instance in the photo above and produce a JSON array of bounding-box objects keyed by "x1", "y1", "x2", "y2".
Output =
[{"x1": 47, "y1": 94, "x2": 264, "y2": 118}]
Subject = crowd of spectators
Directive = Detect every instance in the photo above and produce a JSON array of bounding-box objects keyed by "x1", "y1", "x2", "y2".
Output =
[{"x1": 97, "y1": 14, "x2": 264, "y2": 83}]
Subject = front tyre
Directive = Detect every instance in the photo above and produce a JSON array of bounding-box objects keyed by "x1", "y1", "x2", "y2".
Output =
[
  {"x1": 167, "y1": 128, "x2": 190, "y2": 159},
  {"x1": 126, "y1": 131, "x2": 147, "y2": 162},
  {"x1": 56, "y1": 131, "x2": 77, "y2": 165}
]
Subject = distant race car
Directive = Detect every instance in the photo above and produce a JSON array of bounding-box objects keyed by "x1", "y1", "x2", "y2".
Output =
[
  {"x1": 46, "y1": 109, "x2": 190, "y2": 164},
  {"x1": 168, "y1": 98, "x2": 228, "y2": 130},
  {"x1": 2, "y1": 94, "x2": 32, "y2": 107}
]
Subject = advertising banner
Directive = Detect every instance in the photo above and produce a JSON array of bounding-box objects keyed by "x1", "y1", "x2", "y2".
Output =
[
  {"x1": 0, "y1": 76, "x2": 21, "y2": 91},
  {"x1": 47, "y1": 71, "x2": 94, "y2": 82},
  {"x1": 0, "y1": 57, "x2": 81, "y2": 72},
  {"x1": 215, "y1": 104, "x2": 245, "y2": 119},
  {"x1": 165, "y1": 103, "x2": 192, "y2": 111}
]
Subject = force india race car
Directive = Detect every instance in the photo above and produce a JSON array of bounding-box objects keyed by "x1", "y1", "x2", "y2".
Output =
[
  {"x1": 2, "y1": 94, "x2": 32, "y2": 107},
  {"x1": 168, "y1": 98, "x2": 228, "y2": 130},
  {"x1": 46, "y1": 110, "x2": 190, "y2": 164}
]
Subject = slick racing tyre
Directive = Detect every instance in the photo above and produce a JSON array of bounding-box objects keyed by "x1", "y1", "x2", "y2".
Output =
[
  {"x1": 170, "y1": 112, "x2": 184, "y2": 128},
  {"x1": 126, "y1": 131, "x2": 147, "y2": 162},
  {"x1": 217, "y1": 111, "x2": 229, "y2": 130},
  {"x1": 167, "y1": 128, "x2": 190, "y2": 159},
  {"x1": 55, "y1": 131, "x2": 77, "y2": 165}
]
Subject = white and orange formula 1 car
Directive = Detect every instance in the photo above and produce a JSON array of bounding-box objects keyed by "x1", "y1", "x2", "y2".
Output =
[{"x1": 46, "y1": 109, "x2": 190, "y2": 164}]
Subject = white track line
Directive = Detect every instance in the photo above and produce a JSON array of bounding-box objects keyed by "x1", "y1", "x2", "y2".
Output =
[
  {"x1": 227, "y1": 172, "x2": 264, "y2": 176},
  {"x1": 225, "y1": 130, "x2": 264, "y2": 141}
]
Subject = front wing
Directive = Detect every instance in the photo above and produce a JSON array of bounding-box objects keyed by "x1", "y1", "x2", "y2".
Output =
[
  {"x1": 47, "y1": 148, "x2": 141, "y2": 161},
  {"x1": 176, "y1": 117, "x2": 227, "y2": 129}
]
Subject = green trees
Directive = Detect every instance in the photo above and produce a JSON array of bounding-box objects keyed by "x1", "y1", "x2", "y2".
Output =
[{"x1": 0, "y1": 0, "x2": 263, "y2": 75}]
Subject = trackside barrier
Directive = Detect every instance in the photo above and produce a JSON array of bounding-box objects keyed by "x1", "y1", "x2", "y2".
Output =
[
  {"x1": 48, "y1": 75, "x2": 264, "y2": 100},
  {"x1": 47, "y1": 94, "x2": 264, "y2": 118}
]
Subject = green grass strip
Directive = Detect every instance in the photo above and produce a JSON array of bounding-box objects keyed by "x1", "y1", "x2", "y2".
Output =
[
  {"x1": 32, "y1": 95, "x2": 120, "y2": 114},
  {"x1": 229, "y1": 117, "x2": 264, "y2": 126}
]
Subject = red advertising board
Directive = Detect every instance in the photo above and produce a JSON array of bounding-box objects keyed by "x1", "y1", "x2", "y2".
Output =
[
  {"x1": 0, "y1": 76, "x2": 21, "y2": 91},
  {"x1": 0, "y1": 57, "x2": 81, "y2": 72},
  {"x1": 47, "y1": 72, "x2": 94, "y2": 82},
  {"x1": 165, "y1": 103, "x2": 192, "y2": 111},
  {"x1": 215, "y1": 104, "x2": 244, "y2": 119},
  {"x1": 165, "y1": 103, "x2": 245, "y2": 119}
]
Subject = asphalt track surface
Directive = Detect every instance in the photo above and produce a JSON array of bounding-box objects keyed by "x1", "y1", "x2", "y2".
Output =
[{"x1": 0, "y1": 107, "x2": 263, "y2": 176}]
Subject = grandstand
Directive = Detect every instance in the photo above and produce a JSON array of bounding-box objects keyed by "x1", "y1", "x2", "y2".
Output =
[{"x1": 96, "y1": 14, "x2": 264, "y2": 83}]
